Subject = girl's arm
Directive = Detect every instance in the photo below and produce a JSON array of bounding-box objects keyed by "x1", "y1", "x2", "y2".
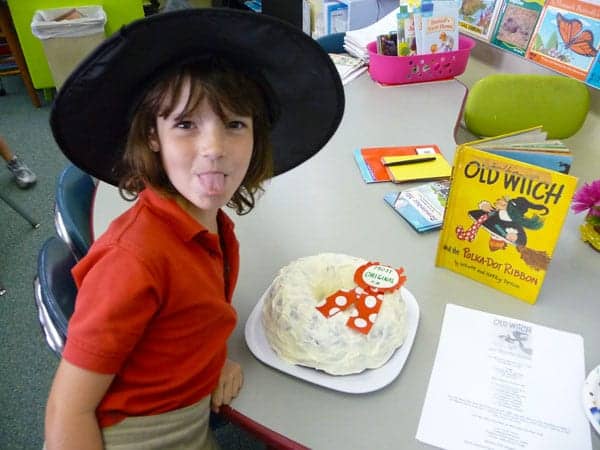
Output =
[{"x1": 45, "y1": 359, "x2": 115, "y2": 450}]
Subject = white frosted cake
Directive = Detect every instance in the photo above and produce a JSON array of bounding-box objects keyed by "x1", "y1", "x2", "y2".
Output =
[{"x1": 262, "y1": 253, "x2": 407, "y2": 375}]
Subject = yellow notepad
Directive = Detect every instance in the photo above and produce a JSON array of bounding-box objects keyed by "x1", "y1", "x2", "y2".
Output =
[{"x1": 381, "y1": 154, "x2": 451, "y2": 183}]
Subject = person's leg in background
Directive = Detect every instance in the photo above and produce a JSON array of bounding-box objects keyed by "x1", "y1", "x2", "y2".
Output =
[{"x1": 0, "y1": 134, "x2": 36, "y2": 188}]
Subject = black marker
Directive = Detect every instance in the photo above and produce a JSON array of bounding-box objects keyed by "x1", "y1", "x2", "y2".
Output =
[{"x1": 383, "y1": 156, "x2": 437, "y2": 167}]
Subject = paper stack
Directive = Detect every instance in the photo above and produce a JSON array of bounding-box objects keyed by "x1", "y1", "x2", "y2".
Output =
[
  {"x1": 343, "y1": 7, "x2": 399, "y2": 59},
  {"x1": 329, "y1": 53, "x2": 368, "y2": 84}
]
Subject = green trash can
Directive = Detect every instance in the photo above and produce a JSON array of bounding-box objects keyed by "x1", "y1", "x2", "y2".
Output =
[{"x1": 31, "y1": 6, "x2": 106, "y2": 90}]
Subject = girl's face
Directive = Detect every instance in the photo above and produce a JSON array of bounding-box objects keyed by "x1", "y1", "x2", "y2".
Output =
[{"x1": 153, "y1": 80, "x2": 253, "y2": 228}]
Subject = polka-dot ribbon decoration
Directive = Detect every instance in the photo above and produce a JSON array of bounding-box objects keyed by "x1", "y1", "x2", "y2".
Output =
[{"x1": 316, "y1": 262, "x2": 407, "y2": 334}]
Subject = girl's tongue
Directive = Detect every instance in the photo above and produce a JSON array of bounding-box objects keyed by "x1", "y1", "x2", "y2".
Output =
[{"x1": 198, "y1": 172, "x2": 225, "y2": 195}]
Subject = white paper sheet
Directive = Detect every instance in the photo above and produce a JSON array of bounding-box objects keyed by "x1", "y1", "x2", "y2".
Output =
[
  {"x1": 343, "y1": 7, "x2": 398, "y2": 59},
  {"x1": 416, "y1": 304, "x2": 591, "y2": 450}
]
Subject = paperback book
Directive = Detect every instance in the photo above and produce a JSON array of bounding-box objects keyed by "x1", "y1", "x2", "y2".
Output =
[
  {"x1": 435, "y1": 145, "x2": 577, "y2": 304},
  {"x1": 526, "y1": 0, "x2": 600, "y2": 80},
  {"x1": 458, "y1": 0, "x2": 504, "y2": 41},
  {"x1": 384, "y1": 180, "x2": 450, "y2": 232},
  {"x1": 354, "y1": 144, "x2": 443, "y2": 183},
  {"x1": 490, "y1": 0, "x2": 545, "y2": 56}
]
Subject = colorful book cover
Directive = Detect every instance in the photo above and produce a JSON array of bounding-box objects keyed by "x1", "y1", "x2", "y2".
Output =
[
  {"x1": 526, "y1": 0, "x2": 600, "y2": 80},
  {"x1": 353, "y1": 144, "x2": 442, "y2": 183},
  {"x1": 458, "y1": 0, "x2": 505, "y2": 41},
  {"x1": 384, "y1": 180, "x2": 450, "y2": 232},
  {"x1": 435, "y1": 146, "x2": 577, "y2": 304},
  {"x1": 490, "y1": 0, "x2": 545, "y2": 56},
  {"x1": 419, "y1": 0, "x2": 460, "y2": 54}
]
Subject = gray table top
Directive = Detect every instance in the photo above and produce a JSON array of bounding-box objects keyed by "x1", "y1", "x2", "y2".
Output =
[{"x1": 93, "y1": 74, "x2": 600, "y2": 449}]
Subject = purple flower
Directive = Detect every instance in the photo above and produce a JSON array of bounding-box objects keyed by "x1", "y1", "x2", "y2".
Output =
[{"x1": 572, "y1": 179, "x2": 600, "y2": 216}]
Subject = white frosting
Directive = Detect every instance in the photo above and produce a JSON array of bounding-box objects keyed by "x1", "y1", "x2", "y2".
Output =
[{"x1": 262, "y1": 253, "x2": 407, "y2": 375}]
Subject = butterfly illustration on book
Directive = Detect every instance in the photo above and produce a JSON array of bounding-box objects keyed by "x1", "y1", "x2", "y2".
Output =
[{"x1": 556, "y1": 12, "x2": 598, "y2": 58}]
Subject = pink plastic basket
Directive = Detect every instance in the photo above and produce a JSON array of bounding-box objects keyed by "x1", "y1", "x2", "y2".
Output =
[{"x1": 367, "y1": 35, "x2": 475, "y2": 85}]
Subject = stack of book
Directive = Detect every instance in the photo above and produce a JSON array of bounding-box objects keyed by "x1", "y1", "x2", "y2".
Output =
[
  {"x1": 329, "y1": 53, "x2": 368, "y2": 84},
  {"x1": 365, "y1": 127, "x2": 574, "y2": 235}
]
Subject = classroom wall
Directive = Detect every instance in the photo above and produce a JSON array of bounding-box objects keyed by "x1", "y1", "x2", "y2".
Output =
[{"x1": 456, "y1": 42, "x2": 600, "y2": 185}]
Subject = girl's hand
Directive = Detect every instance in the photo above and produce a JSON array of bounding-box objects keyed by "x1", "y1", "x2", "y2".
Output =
[{"x1": 211, "y1": 359, "x2": 243, "y2": 412}]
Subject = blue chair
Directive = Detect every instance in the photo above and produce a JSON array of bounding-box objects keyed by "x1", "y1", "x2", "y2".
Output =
[
  {"x1": 54, "y1": 164, "x2": 96, "y2": 260},
  {"x1": 33, "y1": 236, "x2": 78, "y2": 358},
  {"x1": 316, "y1": 32, "x2": 346, "y2": 53}
]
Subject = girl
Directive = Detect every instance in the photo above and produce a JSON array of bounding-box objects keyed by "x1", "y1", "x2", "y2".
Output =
[{"x1": 45, "y1": 8, "x2": 343, "y2": 450}]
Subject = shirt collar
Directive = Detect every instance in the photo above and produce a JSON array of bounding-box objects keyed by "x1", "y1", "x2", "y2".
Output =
[{"x1": 138, "y1": 188, "x2": 235, "y2": 242}]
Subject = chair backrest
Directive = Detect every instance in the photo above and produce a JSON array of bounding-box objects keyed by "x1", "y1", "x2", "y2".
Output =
[
  {"x1": 55, "y1": 164, "x2": 96, "y2": 260},
  {"x1": 316, "y1": 32, "x2": 346, "y2": 53},
  {"x1": 33, "y1": 236, "x2": 78, "y2": 358},
  {"x1": 463, "y1": 74, "x2": 590, "y2": 139}
]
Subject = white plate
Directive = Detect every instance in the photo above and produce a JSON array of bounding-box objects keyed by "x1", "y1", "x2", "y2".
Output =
[
  {"x1": 583, "y1": 364, "x2": 600, "y2": 435},
  {"x1": 244, "y1": 284, "x2": 419, "y2": 394}
]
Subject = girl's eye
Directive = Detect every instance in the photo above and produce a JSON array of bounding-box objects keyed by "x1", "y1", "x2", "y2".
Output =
[
  {"x1": 175, "y1": 120, "x2": 194, "y2": 129},
  {"x1": 227, "y1": 120, "x2": 248, "y2": 130}
]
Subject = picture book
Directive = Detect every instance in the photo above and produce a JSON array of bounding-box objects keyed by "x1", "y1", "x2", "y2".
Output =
[
  {"x1": 458, "y1": 0, "x2": 504, "y2": 41},
  {"x1": 490, "y1": 0, "x2": 545, "y2": 56},
  {"x1": 465, "y1": 126, "x2": 573, "y2": 174},
  {"x1": 354, "y1": 144, "x2": 442, "y2": 183},
  {"x1": 435, "y1": 146, "x2": 578, "y2": 304},
  {"x1": 382, "y1": 154, "x2": 452, "y2": 183},
  {"x1": 384, "y1": 180, "x2": 450, "y2": 232},
  {"x1": 417, "y1": 0, "x2": 460, "y2": 55},
  {"x1": 526, "y1": 0, "x2": 600, "y2": 80}
]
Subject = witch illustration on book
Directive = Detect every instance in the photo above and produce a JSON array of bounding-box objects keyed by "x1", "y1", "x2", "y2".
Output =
[{"x1": 455, "y1": 195, "x2": 552, "y2": 270}]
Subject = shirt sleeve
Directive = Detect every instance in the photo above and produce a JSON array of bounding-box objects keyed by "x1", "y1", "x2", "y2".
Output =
[{"x1": 63, "y1": 244, "x2": 161, "y2": 374}]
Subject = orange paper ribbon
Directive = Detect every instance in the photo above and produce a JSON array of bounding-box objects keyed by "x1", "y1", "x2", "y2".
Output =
[{"x1": 316, "y1": 262, "x2": 407, "y2": 334}]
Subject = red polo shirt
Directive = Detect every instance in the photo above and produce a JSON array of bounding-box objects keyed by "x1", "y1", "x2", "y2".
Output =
[{"x1": 63, "y1": 188, "x2": 239, "y2": 427}]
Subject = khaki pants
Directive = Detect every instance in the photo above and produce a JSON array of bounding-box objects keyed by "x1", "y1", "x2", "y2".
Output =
[{"x1": 102, "y1": 397, "x2": 220, "y2": 450}]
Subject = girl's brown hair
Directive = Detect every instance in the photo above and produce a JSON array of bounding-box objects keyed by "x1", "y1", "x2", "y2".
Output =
[{"x1": 118, "y1": 57, "x2": 274, "y2": 215}]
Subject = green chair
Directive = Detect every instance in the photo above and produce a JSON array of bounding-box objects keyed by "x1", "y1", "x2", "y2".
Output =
[{"x1": 463, "y1": 74, "x2": 590, "y2": 139}]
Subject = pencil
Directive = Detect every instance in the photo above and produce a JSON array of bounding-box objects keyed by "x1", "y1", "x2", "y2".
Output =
[{"x1": 383, "y1": 156, "x2": 437, "y2": 167}]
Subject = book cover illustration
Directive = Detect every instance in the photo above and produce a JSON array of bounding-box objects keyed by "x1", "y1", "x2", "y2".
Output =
[
  {"x1": 458, "y1": 0, "x2": 504, "y2": 41},
  {"x1": 435, "y1": 146, "x2": 577, "y2": 303},
  {"x1": 354, "y1": 145, "x2": 441, "y2": 183},
  {"x1": 526, "y1": 0, "x2": 600, "y2": 80},
  {"x1": 490, "y1": 0, "x2": 545, "y2": 56},
  {"x1": 384, "y1": 180, "x2": 450, "y2": 232},
  {"x1": 417, "y1": 0, "x2": 460, "y2": 55}
]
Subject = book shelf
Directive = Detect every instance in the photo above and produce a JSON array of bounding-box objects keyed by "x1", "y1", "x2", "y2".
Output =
[
  {"x1": 459, "y1": 0, "x2": 600, "y2": 90},
  {"x1": 466, "y1": 34, "x2": 599, "y2": 91}
]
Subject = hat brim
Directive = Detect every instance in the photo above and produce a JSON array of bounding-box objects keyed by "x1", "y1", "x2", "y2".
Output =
[{"x1": 50, "y1": 8, "x2": 345, "y2": 186}]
